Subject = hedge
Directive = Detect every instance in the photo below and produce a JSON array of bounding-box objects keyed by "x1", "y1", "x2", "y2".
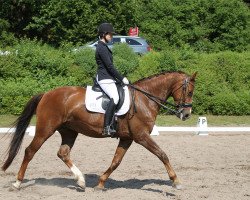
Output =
[{"x1": 0, "y1": 40, "x2": 249, "y2": 115}]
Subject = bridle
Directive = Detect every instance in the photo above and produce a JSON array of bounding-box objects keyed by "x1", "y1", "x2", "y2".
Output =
[
  {"x1": 127, "y1": 77, "x2": 193, "y2": 116},
  {"x1": 171, "y1": 78, "x2": 193, "y2": 110}
]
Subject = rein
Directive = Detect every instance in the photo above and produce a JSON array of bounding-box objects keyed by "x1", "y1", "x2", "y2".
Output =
[
  {"x1": 127, "y1": 78, "x2": 192, "y2": 115},
  {"x1": 127, "y1": 84, "x2": 180, "y2": 115}
]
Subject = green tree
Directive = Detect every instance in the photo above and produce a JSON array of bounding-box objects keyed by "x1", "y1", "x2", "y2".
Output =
[
  {"x1": 25, "y1": 0, "x2": 137, "y2": 46},
  {"x1": 135, "y1": 0, "x2": 250, "y2": 52},
  {"x1": 0, "y1": 0, "x2": 249, "y2": 51},
  {"x1": 0, "y1": 19, "x2": 17, "y2": 47},
  {"x1": 0, "y1": 0, "x2": 48, "y2": 37}
]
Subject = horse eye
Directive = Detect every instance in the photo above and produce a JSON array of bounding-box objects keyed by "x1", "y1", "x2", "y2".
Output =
[{"x1": 188, "y1": 92, "x2": 193, "y2": 97}]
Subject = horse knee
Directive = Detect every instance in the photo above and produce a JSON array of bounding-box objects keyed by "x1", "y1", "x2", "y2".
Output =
[{"x1": 57, "y1": 145, "x2": 70, "y2": 162}]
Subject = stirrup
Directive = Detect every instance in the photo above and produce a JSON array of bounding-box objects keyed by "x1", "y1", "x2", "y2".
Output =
[{"x1": 103, "y1": 126, "x2": 116, "y2": 136}]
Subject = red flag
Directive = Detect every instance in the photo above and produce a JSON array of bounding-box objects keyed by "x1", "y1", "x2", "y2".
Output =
[{"x1": 128, "y1": 27, "x2": 139, "y2": 36}]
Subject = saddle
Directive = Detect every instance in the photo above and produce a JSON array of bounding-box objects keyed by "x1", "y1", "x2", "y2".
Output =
[
  {"x1": 92, "y1": 78, "x2": 125, "y2": 111},
  {"x1": 85, "y1": 79, "x2": 130, "y2": 116}
]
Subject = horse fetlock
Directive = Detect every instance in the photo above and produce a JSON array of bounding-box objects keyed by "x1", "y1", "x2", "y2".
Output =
[{"x1": 70, "y1": 164, "x2": 83, "y2": 179}]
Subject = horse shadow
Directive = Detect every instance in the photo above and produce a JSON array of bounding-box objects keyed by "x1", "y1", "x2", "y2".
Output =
[
  {"x1": 86, "y1": 174, "x2": 174, "y2": 193},
  {"x1": 20, "y1": 173, "x2": 175, "y2": 196}
]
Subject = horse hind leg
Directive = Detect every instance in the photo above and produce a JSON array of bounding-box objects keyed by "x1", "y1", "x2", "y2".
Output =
[
  {"x1": 134, "y1": 133, "x2": 182, "y2": 190},
  {"x1": 57, "y1": 128, "x2": 85, "y2": 191},
  {"x1": 12, "y1": 126, "x2": 55, "y2": 190}
]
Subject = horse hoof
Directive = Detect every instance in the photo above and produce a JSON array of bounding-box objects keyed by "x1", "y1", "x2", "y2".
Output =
[
  {"x1": 172, "y1": 181, "x2": 182, "y2": 190},
  {"x1": 9, "y1": 184, "x2": 20, "y2": 192},
  {"x1": 77, "y1": 181, "x2": 86, "y2": 191},
  {"x1": 94, "y1": 186, "x2": 107, "y2": 192}
]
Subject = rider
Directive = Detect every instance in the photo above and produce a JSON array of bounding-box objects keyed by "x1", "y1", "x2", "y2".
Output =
[{"x1": 95, "y1": 22, "x2": 129, "y2": 136}]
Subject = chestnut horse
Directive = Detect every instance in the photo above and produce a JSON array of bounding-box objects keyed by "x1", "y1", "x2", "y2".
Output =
[{"x1": 2, "y1": 71, "x2": 197, "y2": 191}]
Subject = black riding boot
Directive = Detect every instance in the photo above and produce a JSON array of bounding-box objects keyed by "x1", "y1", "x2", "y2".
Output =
[{"x1": 103, "y1": 98, "x2": 116, "y2": 136}]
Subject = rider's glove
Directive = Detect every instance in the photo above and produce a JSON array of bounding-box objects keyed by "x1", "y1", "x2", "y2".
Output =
[{"x1": 122, "y1": 77, "x2": 129, "y2": 85}]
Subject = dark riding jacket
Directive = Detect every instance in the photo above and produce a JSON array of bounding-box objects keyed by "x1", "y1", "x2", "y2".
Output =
[{"x1": 95, "y1": 40, "x2": 124, "y2": 82}]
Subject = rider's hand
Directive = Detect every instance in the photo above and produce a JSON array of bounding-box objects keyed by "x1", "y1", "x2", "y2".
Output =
[{"x1": 122, "y1": 77, "x2": 129, "y2": 85}]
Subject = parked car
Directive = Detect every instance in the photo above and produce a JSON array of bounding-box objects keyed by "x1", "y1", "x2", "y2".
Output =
[
  {"x1": 0, "y1": 50, "x2": 11, "y2": 56},
  {"x1": 0, "y1": 50, "x2": 18, "y2": 56},
  {"x1": 75, "y1": 35, "x2": 152, "y2": 55}
]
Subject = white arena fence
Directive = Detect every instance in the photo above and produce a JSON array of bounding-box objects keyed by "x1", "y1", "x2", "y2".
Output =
[{"x1": 0, "y1": 125, "x2": 249, "y2": 137}]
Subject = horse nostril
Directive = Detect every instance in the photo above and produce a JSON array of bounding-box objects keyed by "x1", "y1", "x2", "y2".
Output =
[{"x1": 184, "y1": 114, "x2": 190, "y2": 119}]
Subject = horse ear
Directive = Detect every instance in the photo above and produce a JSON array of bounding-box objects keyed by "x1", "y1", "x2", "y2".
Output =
[{"x1": 190, "y1": 71, "x2": 197, "y2": 81}]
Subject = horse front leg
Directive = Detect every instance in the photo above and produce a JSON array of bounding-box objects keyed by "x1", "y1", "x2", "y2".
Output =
[
  {"x1": 96, "y1": 139, "x2": 133, "y2": 190},
  {"x1": 134, "y1": 133, "x2": 182, "y2": 190}
]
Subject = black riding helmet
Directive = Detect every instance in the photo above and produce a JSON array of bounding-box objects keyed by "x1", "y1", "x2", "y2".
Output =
[{"x1": 98, "y1": 23, "x2": 116, "y2": 37}]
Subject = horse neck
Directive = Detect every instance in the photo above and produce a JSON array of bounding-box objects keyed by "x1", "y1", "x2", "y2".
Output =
[{"x1": 135, "y1": 72, "x2": 182, "y2": 101}]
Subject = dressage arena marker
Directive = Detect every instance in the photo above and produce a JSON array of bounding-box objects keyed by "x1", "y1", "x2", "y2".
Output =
[{"x1": 196, "y1": 116, "x2": 208, "y2": 135}]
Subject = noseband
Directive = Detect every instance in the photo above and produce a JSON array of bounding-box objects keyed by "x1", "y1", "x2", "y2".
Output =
[{"x1": 127, "y1": 77, "x2": 193, "y2": 115}]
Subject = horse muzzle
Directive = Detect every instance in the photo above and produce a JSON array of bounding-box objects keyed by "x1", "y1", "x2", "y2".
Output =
[{"x1": 176, "y1": 104, "x2": 192, "y2": 121}]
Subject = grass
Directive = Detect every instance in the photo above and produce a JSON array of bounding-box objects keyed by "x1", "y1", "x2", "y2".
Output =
[
  {"x1": 156, "y1": 115, "x2": 250, "y2": 126},
  {"x1": 0, "y1": 115, "x2": 36, "y2": 127},
  {"x1": 0, "y1": 114, "x2": 249, "y2": 127}
]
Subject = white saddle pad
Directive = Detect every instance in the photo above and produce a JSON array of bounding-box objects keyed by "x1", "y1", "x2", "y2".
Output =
[{"x1": 85, "y1": 86, "x2": 130, "y2": 116}]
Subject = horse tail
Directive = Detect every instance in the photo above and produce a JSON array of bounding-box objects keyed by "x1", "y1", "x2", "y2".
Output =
[{"x1": 1, "y1": 94, "x2": 44, "y2": 171}]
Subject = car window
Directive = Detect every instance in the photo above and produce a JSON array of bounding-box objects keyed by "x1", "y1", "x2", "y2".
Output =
[
  {"x1": 125, "y1": 38, "x2": 142, "y2": 45},
  {"x1": 108, "y1": 38, "x2": 121, "y2": 45},
  {"x1": 113, "y1": 38, "x2": 121, "y2": 43}
]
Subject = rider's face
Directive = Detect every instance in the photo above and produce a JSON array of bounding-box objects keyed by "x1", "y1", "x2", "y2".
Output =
[{"x1": 105, "y1": 33, "x2": 113, "y2": 42}]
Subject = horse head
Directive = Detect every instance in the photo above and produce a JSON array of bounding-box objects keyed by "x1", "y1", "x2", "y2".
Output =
[{"x1": 171, "y1": 72, "x2": 197, "y2": 121}]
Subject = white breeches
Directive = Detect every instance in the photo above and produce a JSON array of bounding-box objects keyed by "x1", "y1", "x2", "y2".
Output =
[{"x1": 97, "y1": 78, "x2": 119, "y2": 105}]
